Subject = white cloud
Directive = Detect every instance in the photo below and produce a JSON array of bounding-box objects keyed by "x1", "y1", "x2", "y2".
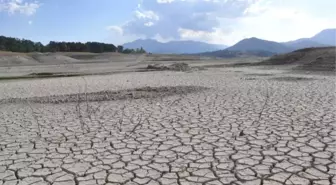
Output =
[
  {"x1": 152, "y1": 33, "x2": 174, "y2": 42},
  {"x1": 118, "y1": 0, "x2": 250, "y2": 40},
  {"x1": 106, "y1": 26, "x2": 124, "y2": 35},
  {"x1": 175, "y1": 0, "x2": 336, "y2": 45},
  {"x1": 144, "y1": 21, "x2": 154, "y2": 27},
  {"x1": 0, "y1": 0, "x2": 40, "y2": 15},
  {"x1": 232, "y1": 0, "x2": 336, "y2": 43},
  {"x1": 108, "y1": 0, "x2": 336, "y2": 45},
  {"x1": 157, "y1": 0, "x2": 175, "y2": 3},
  {"x1": 135, "y1": 10, "x2": 159, "y2": 20},
  {"x1": 105, "y1": 25, "x2": 144, "y2": 45},
  {"x1": 178, "y1": 27, "x2": 239, "y2": 45}
]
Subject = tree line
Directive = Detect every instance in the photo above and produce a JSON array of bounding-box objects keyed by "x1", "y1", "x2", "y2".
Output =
[{"x1": 0, "y1": 35, "x2": 146, "y2": 54}]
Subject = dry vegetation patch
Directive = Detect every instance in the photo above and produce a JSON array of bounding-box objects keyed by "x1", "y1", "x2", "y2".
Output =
[
  {"x1": 1, "y1": 86, "x2": 209, "y2": 104},
  {"x1": 270, "y1": 76, "x2": 315, "y2": 82}
]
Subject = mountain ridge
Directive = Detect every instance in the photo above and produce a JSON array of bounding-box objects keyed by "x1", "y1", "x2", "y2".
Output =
[
  {"x1": 225, "y1": 37, "x2": 292, "y2": 54},
  {"x1": 310, "y1": 28, "x2": 336, "y2": 46},
  {"x1": 123, "y1": 39, "x2": 227, "y2": 54},
  {"x1": 283, "y1": 39, "x2": 327, "y2": 50},
  {"x1": 123, "y1": 28, "x2": 335, "y2": 55}
]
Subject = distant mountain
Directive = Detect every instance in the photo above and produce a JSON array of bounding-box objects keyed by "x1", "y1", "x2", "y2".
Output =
[
  {"x1": 123, "y1": 39, "x2": 160, "y2": 53},
  {"x1": 310, "y1": 29, "x2": 336, "y2": 46},
  {"x1": 283, "y1": 29, "x2": 335, "y2": 49},
  {"x1": 123, "y1": 39, "x2": 227, "y2": 54},
  {"x1": 226, "y1": 37, "x2": 292, "y2": 54},
  {"x1": 124, "y1": 29, "x2": 335, "y2": 56},
  {"x1": 283, "y1": 39, "x2": 327, "y2": 50},
  {"x1": 198, "y1": 49, "x2": 276, "y2": 58}
]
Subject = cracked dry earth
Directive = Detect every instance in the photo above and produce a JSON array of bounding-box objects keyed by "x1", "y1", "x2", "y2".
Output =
[{"x1": 0, "y1": 69, "x2": 335, "y2": 185}]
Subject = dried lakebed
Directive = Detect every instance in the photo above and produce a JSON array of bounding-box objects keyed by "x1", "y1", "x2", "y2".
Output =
[{"x1": 0, "y1": 69, "x2": 335, "y2": 185}]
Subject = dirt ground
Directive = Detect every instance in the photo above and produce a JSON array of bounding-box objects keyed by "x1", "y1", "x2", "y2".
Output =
[
  {"x1": 0, "y1": 52, "x2": 335, "y2": 185},
  {"x1": 0, "y1": 52, "x2": 267, "y2": 79}
]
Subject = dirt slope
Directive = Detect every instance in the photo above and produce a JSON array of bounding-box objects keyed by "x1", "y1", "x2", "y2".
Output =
[
  {"x1": 30, "y1": 53, "x2": 79, "y2": 64},
  {"x1": 0, "y1": 52, "x2": 38, "y2": 66},
  {"x1": 259, "y1": 47, "x2": 336, "y2": 71},
  {"x1": 0, "y1": 52, "x2": 81, "y2": 66}
]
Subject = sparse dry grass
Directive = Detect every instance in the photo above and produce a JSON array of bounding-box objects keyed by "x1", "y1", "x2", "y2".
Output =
[{"x1": 0, "y1": 51, "x2": 28, "y2": 56}]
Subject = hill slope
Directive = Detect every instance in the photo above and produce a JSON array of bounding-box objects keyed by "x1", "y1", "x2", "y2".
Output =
[
  {"x1": 259, "y1": 47, "x2": 336, "y2": 71},
  {"x1": 123, "y1": 39, "x2": 227, "y2": 54},
  {"x1": 226, "y1": 37, "x2": 292, "y2": 54},
  {"x1": 283, "y1": 39, "x2": 327, "y2": 50},
  {"x1": 310, "y1": 29, "x2": 336, "y2": 46},
  {"x1": 197, "y1": 49, "x2": 276, "y2": 58}
]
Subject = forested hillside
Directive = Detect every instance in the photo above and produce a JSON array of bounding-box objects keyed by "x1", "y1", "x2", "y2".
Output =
[{"x1": 0, "y1": 36, "x2": 145, "y2": 54}]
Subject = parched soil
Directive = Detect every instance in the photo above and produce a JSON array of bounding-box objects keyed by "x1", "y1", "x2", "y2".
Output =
[{"x1": 0, "y1": 67, "x2": 335, "y2": 185}]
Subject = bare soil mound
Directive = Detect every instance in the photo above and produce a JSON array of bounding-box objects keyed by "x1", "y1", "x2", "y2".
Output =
[
  {"x1": 30, "y1": 53, "x2": 79, "y2": 64},
  {"x1": 259, "y1": 47, "x2": 336, "y2": 71},
  {"x1": 64, "y1": 52, "x2": 125, "y2": 60},
  {"x1": 60, "y1": 52, "x2": 100, "y2": 60},
  {"x1": 0, "y1": 52, "x2": 81, "y2": 66},
  {"x1": 0, "y1": 55, "x2": 38, "y2": 66}
]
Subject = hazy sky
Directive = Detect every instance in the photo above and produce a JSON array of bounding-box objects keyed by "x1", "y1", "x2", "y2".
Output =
[{"x1": 0, "y1": 0, "x2": 335, "y2": 45}]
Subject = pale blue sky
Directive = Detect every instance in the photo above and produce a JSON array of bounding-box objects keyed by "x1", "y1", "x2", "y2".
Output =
[
  {"x1": 0, "y1": 0, "x2": 335, "y2": 45},
  {"x1": 0, "y1": 0, "x2": 138, "y2": 44}
]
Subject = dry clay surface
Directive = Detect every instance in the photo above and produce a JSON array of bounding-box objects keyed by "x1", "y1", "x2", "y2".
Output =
[{"x1": 0, "y1": 69, "x2": 335, "y2": 185}]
